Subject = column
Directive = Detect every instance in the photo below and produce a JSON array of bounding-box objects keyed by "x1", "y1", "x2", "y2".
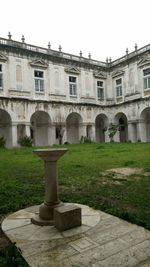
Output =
[
  {"x1": 48, "y1": 124, "x2": 56, "y2": 145},
  {"x1": 90, "y1": 124, "x2": 96, "y2": 142},
  {"x1": 128, "y1": 122, "x2": 137, "y2": 142},
  {"x1": 11, "y1": 123, "x2": 18, "y2": 147},
  {"x1": 25, "y1": 123, "x2": 31, "y2": 137},
  {"x1": 62, "y1": 125, "x2": 67, "y2": 144},
  {"x1": 79, "y1": 123, "x2": 87, "y2": 141},
  {"x1": 104, "y1": 130, "x2": 110, "y2": 142},
  {"x1": 31, "y1": 148, "x2": 67, "y2": 226},
  {"x1": 137, "y1": 120, "x2": 147, "y2": 142},
  {"x1": 114, "y1": 129, "x2": 120, "y2": 142}
]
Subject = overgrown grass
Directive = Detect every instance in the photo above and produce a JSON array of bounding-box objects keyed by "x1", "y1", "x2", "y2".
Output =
[
  {"x1": 0, "y1": 243, "x2": 28, "y2": 267},
  {"x1": 0, "y1": 143, "x2": 150, "y2": 265}
]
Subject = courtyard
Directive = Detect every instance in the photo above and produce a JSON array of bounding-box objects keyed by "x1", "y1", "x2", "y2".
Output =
[{"x1": 0, "y1": 143, "x2": 150, "y2": 266}]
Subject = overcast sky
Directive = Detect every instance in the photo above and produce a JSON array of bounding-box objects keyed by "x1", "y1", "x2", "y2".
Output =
[{"x1": 1, "y1": 0, "x2": 150, "y2": 61}]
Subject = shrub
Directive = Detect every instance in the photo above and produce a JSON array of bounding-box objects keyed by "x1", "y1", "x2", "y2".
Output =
[
  {"x1": 83, "y1": 136, "x2": 92, "y2": 143},
  {"x1": 80, "y1": 136, "x2": 84, "y2": 144},
  {"x1": 0, "y1": 136, "x2": 6, "y2": 147},
  {"x1": 64, "y1": 141, "x2": 70, "y2": 145},
  {"x1": 80, "y1": 136, "x2": 92, "y2": 144},
  {"x1": 18, "y1": 135, "x2": 33, "y2": 147}
]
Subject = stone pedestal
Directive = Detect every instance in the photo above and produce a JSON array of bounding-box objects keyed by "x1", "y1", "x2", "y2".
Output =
[
  {"x1": 54, "y1": 204, "x2": 81, "y2": 231},
  {"x1": 31, "y1": 148, "x2": 67, "y2": 226}
]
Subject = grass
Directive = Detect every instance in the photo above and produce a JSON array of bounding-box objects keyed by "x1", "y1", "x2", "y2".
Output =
[
  {"x1": 0, "y1": 243, "x2": 28, "y2": 267},
  {"x1": 0, "y1": 143, "x2": 150, "y2": 226},
  {"x1": 0, "y1": 143, "x2": 150, "y2": 265}
]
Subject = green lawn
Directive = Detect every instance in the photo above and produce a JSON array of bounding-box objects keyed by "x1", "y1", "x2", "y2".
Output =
[{"x1": 0, "y1": 143, "x2": 150, "y2": 230}]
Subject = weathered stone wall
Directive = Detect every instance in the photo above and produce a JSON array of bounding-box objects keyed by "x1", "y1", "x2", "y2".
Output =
[{"x1": 1, "y1": 37, "x2": 150, "y2": 146}]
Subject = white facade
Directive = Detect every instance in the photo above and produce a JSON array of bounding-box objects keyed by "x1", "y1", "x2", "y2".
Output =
[{"x1": 0, "y1": 36, "x2": 150, "y2": 147}]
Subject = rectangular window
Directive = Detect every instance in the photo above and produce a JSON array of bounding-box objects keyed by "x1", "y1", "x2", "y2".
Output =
[
  {"x1": 34, "y1": 70, "x2": 44, "y2": 92},
  {"x1": 97, "y1": 81, "x2": 104, "y2": 100},
  {"x1": 0, "y1": 65, "x2": 2, "y2": 89},
  {"x1": 69, "y1": 76, "x2": 77, "y2": 96},
  {"x1": 143, "y1": 68, "x2": 150, "y2": 90},
  {"x1": 115, "y1": 78, "x2": 122, "y2": 97}
]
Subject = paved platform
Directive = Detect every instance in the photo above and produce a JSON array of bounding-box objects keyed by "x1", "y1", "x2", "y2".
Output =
[{"x1": 2, "y1": 203, "x2": 150, "y2": 267}]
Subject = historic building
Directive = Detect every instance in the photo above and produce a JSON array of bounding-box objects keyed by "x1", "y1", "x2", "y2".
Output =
[{"x1": 0, "y1": 33, "x2": 150, "y2": 147}]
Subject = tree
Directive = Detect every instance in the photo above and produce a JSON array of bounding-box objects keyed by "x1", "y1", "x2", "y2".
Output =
[{"x1": 107, "y1": 123, "x2": 119, "y2": 142}]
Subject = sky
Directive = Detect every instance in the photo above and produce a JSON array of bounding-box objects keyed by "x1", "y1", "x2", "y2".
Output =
[{"x1": 1, "y1": 0, "x2": 150, "y2": 62}]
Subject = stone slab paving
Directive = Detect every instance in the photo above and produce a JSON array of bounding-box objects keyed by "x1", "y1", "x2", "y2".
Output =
[{"x1": 2, "y1": 203, "x2": 150, "y2": 267}]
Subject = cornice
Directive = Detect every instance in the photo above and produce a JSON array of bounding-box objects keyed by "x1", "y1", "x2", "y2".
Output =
[
  {"x1": 0, "y1": 95, "x2": 149, "y2": 109},
  {"x1": 1, "y1": 37, "x2": 150, "y2": 72}
]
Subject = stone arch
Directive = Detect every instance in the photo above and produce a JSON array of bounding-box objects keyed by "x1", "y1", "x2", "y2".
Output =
[
  {"x1": 114, "y1": 112, "x2": 128, "y2": 142},
  {"x1": 30, "y1": 111, "x2": 51, "y2": 146},
  {"x1": 140, "y1": 107, "x2": 150, "y2": 142},
  {"x1": 66, "y1": 112, "x2": 83, "y2": 143},
  {"x1": 95, "y1": 114, "x2": 108, "y2": 142},
  {"x1": 0, "y1": 109, "x2": 12, "y2": 147},
  {"x1": 86, "y1": 125, "x2": 92, "y2": 139}
]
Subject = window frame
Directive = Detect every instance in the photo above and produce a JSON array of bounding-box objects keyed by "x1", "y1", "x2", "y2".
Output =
[
  {"x1": 69, "y1": 76, "x2": 77, "y2": 96},
  {"x1": 97, "y1": 80, "x2": 104, "y2": 100},
  {"x1": 143, "y1": 68, "x2": 150, "y2": 91},
  {"x1": 115, "y1": 78, "x2": 122, "y2": 97},
  {"x1": 34, "y1": 70, "x2": 44, "y2": 93}
]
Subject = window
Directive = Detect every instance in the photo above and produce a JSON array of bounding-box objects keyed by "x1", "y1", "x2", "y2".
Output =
[
  {"x1": 143, "y1": 68, "x2": 150, "y2": 90},
  {"x1": 34, "y1": 70, "x2": 44, "y2": 92},
  {"x1": 0, "y1": 64, "x2": 3, "y2": 89},
  {"x1": 69, "y1": 76, "x2": 77, "y2": 96},
  {"x1": 116, "y1": 78, "x2": 122, "y2": 97},
  {"x1": 97, "y1": 81, "x2": 104, "y2": 100}
]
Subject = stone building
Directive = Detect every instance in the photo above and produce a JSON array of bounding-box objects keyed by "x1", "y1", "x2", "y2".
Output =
[{"x1": 0, "y1": 33, "x2": 150, "y2": 147}]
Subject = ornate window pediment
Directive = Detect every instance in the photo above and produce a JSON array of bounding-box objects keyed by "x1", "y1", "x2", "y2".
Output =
[
  {"x1": 29, "y1": 59, "x2": 48, "y2": 69},
  {"x1": 138, "y1": 57, "x2": 150, "y2": 68},
  {"x1": 93, "y1": 71, "x2": 106, "y2": 79},
  {"x1": 112, "y1": 70, "x2": 125, "y2": 78},
  {"x1": 65, "y1": 66, "x2": 80, "y2": 75},
  {"x1": 0, "y1": 53, "x2": 8, "y2": 62}
]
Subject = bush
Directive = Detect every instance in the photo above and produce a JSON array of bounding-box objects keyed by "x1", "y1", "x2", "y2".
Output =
[
  {"x1": 18, "y1": 135, "x2": 33, "y2": 147},
  {"x1": 0, "y1": 136, "x2": 6, "y2": 147},
  {"x1": 83, "y1": 137, "x2": 92, "y2": 143},
  {"x1": 64, "y1": 141, "x2": 70, "y2": 145},
  {"x1": 80, "y1": 136, "x2": 92, "y2": 144}
]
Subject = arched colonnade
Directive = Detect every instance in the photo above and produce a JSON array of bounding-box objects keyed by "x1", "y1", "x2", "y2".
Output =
[{"x1": 0, "y1": 107, "x2": 150, "y2": 147}]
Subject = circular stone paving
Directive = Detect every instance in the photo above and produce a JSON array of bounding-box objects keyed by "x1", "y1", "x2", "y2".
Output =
[{"x1": 2, "y1": 203, "x2": 100, "y2": 241}]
